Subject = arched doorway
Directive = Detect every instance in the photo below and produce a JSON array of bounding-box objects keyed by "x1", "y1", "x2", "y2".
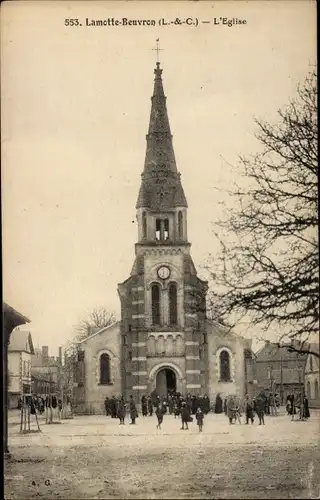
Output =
[{"x1": 156, "y1": 368, "x2": 177, "y2": 397}]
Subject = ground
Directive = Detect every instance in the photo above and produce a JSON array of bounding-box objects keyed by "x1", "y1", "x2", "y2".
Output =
[{"x1": 5, "y1": 408, "x2": 320, "y2": 499}]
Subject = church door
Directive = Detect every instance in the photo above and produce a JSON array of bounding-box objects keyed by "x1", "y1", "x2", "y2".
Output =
[{"x1": 156, "y1": 368, "x2": 177, "y2": 397}]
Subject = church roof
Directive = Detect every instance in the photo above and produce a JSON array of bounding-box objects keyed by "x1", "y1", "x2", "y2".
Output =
[
  {"x1": 255, "y1": 342, "x2": 308, "y2": 362},
  {"x1": 136, "y1": 63, "x2": 188, "y2": 210},
  {"x1": 77, "y1": 321, "x2": 120, "y2": 344}
]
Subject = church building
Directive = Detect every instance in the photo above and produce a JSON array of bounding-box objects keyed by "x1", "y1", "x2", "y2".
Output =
[{"x1": 73, "y1": 62, "x2": 253, "y2": 414}]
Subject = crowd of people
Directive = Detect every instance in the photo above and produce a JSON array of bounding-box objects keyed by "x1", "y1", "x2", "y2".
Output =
[
  {"x1": 286, "y1": 393, "x2": 310, "y2": 419},
  {"x1": 224, "y1": 392, "x2": 311, "y2": 425},
  {"x1": 104, "y1": 390, "x2": 311, "y2": 430},
  {"x1": 104, "y1": 392, "x2": 211, "y2": 431},
  {"x1": 18, "y1": 394, "x2": 72, "y2": 416}
]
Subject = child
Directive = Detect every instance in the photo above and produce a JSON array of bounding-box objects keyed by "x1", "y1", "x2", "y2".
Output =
[
  {"x1": 156, "y1": 405, "x2": 164, "y2": 429},
  {"x1": 196, "y1": 407, "x2": 204, "y2": 432}
]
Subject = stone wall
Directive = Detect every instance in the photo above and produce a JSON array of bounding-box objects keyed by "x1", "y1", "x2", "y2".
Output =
[{"x1": 76, "y1": 323, "x2": 122, "y2": 414}]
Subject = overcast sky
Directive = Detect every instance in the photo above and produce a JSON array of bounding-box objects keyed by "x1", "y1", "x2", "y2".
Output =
[{"x1": 2, "y1": 1, "x2": 316, "y2": 355}]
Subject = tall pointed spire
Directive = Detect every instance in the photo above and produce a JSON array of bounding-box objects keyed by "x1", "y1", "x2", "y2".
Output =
[{"x1": 136, "y1": 63, "x2": 188, "y2": 210}]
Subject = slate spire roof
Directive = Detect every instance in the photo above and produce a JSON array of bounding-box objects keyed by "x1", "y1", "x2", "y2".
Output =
[{"x1": 136, "y1": 63, "x2": 188, "y2": 210}]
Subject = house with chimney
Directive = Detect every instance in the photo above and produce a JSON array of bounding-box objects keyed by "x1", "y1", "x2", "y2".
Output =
[
  {"x1": 254, "y1": 342, "x2": 308, "y2": 404},
  {"x1": 31, "y1": 345, "x2": 63, "y2": 397}
]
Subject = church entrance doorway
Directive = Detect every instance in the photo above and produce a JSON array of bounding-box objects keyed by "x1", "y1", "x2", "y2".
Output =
[{"x1": 156, "y1": 368, "x2": 177, "y2": 397}]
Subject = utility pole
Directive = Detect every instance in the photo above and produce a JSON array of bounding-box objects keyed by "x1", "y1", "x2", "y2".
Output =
[
  {"x1": 269, "y1": 364, "x2": 277, "y2": 416},
  {"x1": 280, "y1": 356, "x2": 283, "y2": 405},
  {"x1": 299, "y1": 367, "x2": 304, "y2": 420}
]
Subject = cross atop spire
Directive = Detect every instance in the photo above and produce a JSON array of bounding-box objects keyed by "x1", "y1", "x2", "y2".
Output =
[{"x1": 152, "y1": 38, "x2": 163, "y2": 64}]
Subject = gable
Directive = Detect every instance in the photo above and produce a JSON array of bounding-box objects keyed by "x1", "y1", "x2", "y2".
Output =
[
  {"x1": 79, "y1": 322, "x2": 121, "y2": 358},
  {"x1": 305, "y1": 352, "x2": 320, "y2": 374},
  {"x1": 78, "y1": 321, "x2": 121, "y2": 345},
  {"x1": 8, "y1": 329, "x2": 34, "y2": 354}
]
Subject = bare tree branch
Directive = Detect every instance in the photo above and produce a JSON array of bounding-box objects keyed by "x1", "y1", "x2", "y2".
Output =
[
  {"x1": 65, "y1": 307, "x2": 117, "y2": 356},
  {"x1": 203, "y1": 71, "x2": 318, "y2": 356}
]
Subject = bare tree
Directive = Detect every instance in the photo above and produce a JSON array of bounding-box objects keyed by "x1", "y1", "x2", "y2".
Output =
[
  {"x1": 204, "y1": 71, "x2": 318, "y2": 357},
  {"x1": 75, "y1": 307, "x2": 116, "y2": 339}
]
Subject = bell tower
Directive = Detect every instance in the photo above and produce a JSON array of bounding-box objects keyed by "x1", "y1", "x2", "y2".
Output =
[{"x1": 118, "y1": 60, "x2": 208, "y2": 401}]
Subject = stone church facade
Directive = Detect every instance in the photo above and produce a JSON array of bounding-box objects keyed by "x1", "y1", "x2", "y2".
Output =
[{"x1": 73, "y1": 63, "x2": 253, "y2": 415}]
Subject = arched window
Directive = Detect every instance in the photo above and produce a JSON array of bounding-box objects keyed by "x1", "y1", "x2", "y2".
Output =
[
  {"x1": 307, "y1": 381, "x2": 311, "y2": 399},
  {"x1": 310, "y1": 355, "x2": 313, "y2": 372},
  {"x1": 100, "y1": 353, "x2": 111, "y2": 385},
  {"x1": 220, "y1": 350, "x2": 231, "y2": 381},
  {"x1": 315, "y1": 380, "x2": 319, "y2": 399},
  {"x1": 178, "y1": 211, "x2": 183, "y2": 239},
  {"x1": 151, "y1": 284, "x2": 161, "y2": 325},
  {"x1": 142, "y1": 212, "x2": 147, "y2": 239},
  {"x1": 164, "y1": 219, "x2": 169, "y2": 240},
  {"x1": 169, "y1": 282, "x2": 178, "y2": 325}
]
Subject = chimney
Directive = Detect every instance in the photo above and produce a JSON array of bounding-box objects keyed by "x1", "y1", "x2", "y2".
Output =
[
  {"x1": 42, "y1": 346, "x2": 49, "y2": 359},
  {"x1": 59, "y1": 346, "x2": 63, "y2": 365}
]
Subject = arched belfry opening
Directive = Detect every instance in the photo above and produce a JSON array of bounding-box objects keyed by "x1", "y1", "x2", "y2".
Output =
[
  {"x1": 178, "y1": 211, "x2": 183, "y2": 239},
  {"x1": 156, "y1": 368, "x2": 177, "y2": 397},
  {"x1": 151, "y1": 283, "x2": 161, "y2": 325},
  {"x1": 142, "y1": 211, "x2": 147, "y2": 239},
  {"x1": 169, "y1": 282, "x2": 178, "y2": 325}
]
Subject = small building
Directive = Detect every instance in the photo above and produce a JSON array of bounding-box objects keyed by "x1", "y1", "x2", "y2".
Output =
[
  {"x1": 31, "y1": 345, "x2": 63, "y2": 396},
  {"x1": 8, "y1": 328, "x2": 34, "y2": 409},
  {"x1": 254, "y1": 342, "x2": 307, "y2": 403},
  {"x1": 304, "y1": 343, "x2": 320, "y2": 408},
  {"x1": 31, "y1": 373, "x2": 56, "y2": 397}
]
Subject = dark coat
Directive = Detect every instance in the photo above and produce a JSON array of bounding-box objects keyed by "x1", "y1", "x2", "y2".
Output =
[
  {"x1": 303, "y1": 397, "x2": 310, "y2": 418},
  {"x1": 215, "y1": 395, "x2": 223, "y2": 414},
  {"x1": 202, "y1": 396, "x2": 210, "y2": 414},
  {"x1": 196, "y1": 410, "x2": 204, "y2": 424},
  {"x1": 117, "y1": 399, "x2": 126, "y2": 419},
  {"x1": 181, "y1": 405, "x2": 190, "y2": 423},
  {"x1": 191, "y1": 396, "x2": 198, "y2": 414},
  {"x1": 254, "y1": 398, "x2": 265, "y2": 415},
  {"x1": 130, "y1": 400, "x2": 138, "y2": 419}
]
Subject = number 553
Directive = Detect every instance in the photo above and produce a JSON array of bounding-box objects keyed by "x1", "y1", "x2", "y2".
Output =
[{"x1": 65, "y1": 18, "x2": 80, "y2": 26}]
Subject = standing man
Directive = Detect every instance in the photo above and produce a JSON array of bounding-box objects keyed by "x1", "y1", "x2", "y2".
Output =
[
  {"x1": 104, "y1": 397, "x2": 110, "y2": 416},
  {"x1": 215, "y1": 394, "x2": 223, "y2": 414},
  {"x1": 227, "y1": 396, "x2": 237, "y2": 424},
  {"x1": 244, "y1": 394, "x2": 254, "y2": 425},
  {"x1": 302, "y1": 394, "x2": 310, "y2": 420},
  {"x1": 147, "y1": 396, "x2": 153, "y2": 416},
  {"x1": 156, "y1": 404, "x2": 164, "y2": 429},
  {"x1": 180, "y1": 402, "x2": 191, "y2": 430},
  {"x1": 254, "y1": 396, "x2": 265, "y2": 425},
  {"x1": 117, "y1": 396, "x2": 126, "y2": 425},
  {"x1": 129, "y1": 395, "x2": 138, "y2": 425},
  {"x1": 223, "y1": 396, "x2": 228, "y2": 416},
  {"x1": 141, "y1": 395, "x2": 148, "y2": 417},
  {"x1": 168, "y1": 395, "x2": 174, "y2": 415},
  {"x1": 202, "y1": 394, "x2": 210, "y2": 414},
  {"x1": 110, "y1": 396, "x2": 117, "y2": 418}
]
